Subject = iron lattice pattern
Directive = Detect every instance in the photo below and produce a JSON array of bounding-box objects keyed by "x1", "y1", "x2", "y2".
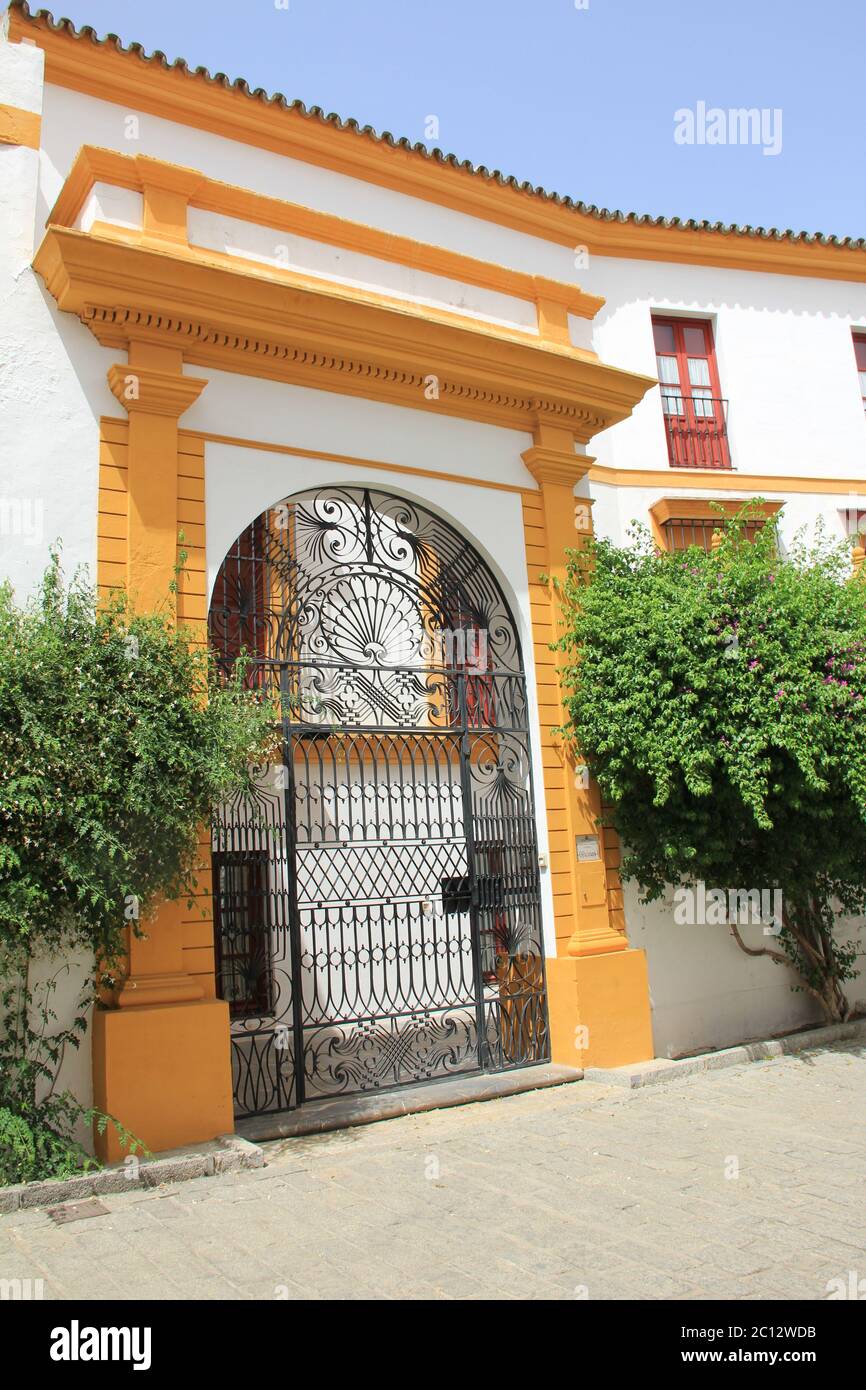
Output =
[{"x1": 209, "y1": 488, "x2": 549, "y2": 1117}]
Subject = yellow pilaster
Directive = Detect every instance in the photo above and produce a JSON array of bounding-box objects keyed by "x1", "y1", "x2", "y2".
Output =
[
  {"x1": 93, "y1": 344, "x2": 233, "y2": 1161},
  {"x1": 523, "y1": 424, "x2": 654, "y2": 1069}
]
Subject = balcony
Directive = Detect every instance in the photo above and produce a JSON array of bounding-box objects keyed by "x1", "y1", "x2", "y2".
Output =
[{"x1": 660, "y1": 392, "x2": 731, "y2": 470}]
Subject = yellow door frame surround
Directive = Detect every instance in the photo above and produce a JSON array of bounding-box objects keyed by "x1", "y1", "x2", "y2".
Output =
[{"x1": 35, "y1": 154, "x2": 656, "y2": 1154}]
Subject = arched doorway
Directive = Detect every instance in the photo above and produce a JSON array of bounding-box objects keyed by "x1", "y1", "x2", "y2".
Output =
[{"x1": 209, "y1": 485, "x2": 549, "y2": 1117}]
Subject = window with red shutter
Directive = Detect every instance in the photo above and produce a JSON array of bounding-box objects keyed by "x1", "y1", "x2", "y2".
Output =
[
  {"x1": 652, "y1": 316, "x2": 731, "y2": 469},
  {"x1": 854, "y1": 334, "x2": 866, "y2": 415}
]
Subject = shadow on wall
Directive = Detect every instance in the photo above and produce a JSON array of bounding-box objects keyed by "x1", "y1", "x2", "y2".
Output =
[
  {"x1": 22, "y1": 947, "x2": 96, "y2": 1153},
  {"x1": 624, "y1": 881, "x2": 866, "y2": 1060}
]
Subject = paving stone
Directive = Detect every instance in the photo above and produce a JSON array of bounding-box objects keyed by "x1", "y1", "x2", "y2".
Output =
[{"x1": 1, "y1": 1038, "x2": 864, "y2": 1300}]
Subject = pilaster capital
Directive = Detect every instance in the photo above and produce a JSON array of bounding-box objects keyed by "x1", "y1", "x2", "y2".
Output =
[
  {"x1": 521, "y1": 446, "x2": 593, "y2": 489},
  {"x1": 107, "y1": 363, "x2": 207, "y2": 419}
]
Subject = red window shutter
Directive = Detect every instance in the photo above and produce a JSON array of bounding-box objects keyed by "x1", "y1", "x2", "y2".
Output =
[
  {"x1": 213, "y1": 852, "x2": 274, "y2": 1019},
  {"x1": 854, "y1": 334, "x2": 866, "y2": 413},
  {"x1": 651, "y1": 316, "x2": 730, "y2": 469},
  {"x1": 209, "y1": 514, "x2": 269, "y2": 686}
]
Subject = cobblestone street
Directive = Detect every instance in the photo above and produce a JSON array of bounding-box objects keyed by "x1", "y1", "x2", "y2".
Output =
[{"x1": 2, "y1": 1040, "x2": 864, "y2": 1301}]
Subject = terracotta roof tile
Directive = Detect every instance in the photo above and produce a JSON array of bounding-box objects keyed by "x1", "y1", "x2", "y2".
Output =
[{"x1": 9, "y1": 1, "x2": 866, "y2": 253}]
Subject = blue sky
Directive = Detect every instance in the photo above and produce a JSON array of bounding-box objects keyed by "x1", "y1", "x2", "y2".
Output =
[{"x1": 8, "y1": 0, "x2": 865, "y2": 237}]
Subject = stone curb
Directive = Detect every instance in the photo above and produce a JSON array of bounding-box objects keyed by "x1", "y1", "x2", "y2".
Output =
[
  {"x1": 238, "y1": 1062, "x2": 583, "y2": 1143},
  {"x1": 583, "y1": 1017, "x2": 866, "y2": 1090},
  {"x1": 0, "y1": 1133, "x2": 265, "y2": 1215}
]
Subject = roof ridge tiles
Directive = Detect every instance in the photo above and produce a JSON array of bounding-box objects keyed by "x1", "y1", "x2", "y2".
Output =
[{"x1": 8, "y1": 2, "x2": 865, "y2": 253}]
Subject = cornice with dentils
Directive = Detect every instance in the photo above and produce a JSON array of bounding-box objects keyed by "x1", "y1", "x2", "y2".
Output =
[{"x1": 33, "y1": 224, "x2": 657, "y2": 439}]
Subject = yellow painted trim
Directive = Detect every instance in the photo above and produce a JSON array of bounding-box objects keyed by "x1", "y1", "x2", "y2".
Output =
[
  {"x1": 588, "y1": 463, "x2": 866, "y2": 495},
  {"x1": 90, "y1": 211, "x2": 586, "y2": 359},
  {"x1": 12, "y1": 7, "x2": 865, "y2": 283},
  {"x1": 547, "y1": 952, "x2": 654, "y2": 1069},
  {"x1": 175, "y1": 237, "x2": 601, "y2": 359},
  {"x1": 522, "y1": 445, "x2": 593, "y2": 487},
  {"x1": 101, "y1": 417, "x2": 866, "y2": 507},
  {"x1": 34, "y1": 223, "x2": 655, "y2": 441},
  {"x1": 521, "y1": 452, "x2": 627, "y2": 958},
  {"x1": 106, "y1": 362, "x2": 207, "y2": 420},
  {"x1": 649, "y1": 497, "x2": 785, "y2": 551},
  {"x1": 97, "y1": 410, "x2": 215, "y2": 999},
  {"x1": 51, "y1": 146, "x2": 604, "y2": 322},
  {"x1": 0, "y1": 100, "x2": 41, "y2": 149},
  {"x1": 93, "y1": 1000, "x2": 232, "y2": 1163},
  {"x1": 649, "y1": 497, "x2": 783, "y2": 524},
  {"x1": 521, "y1": 456, "x2": 655, "y2": 1067}
]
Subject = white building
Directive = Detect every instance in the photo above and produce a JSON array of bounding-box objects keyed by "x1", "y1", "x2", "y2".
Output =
[{"x1": 1, "y1": 2, "x2": 864, "y2": 1154}]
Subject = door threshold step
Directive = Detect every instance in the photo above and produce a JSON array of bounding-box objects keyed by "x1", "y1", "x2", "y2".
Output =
[{"x1": 236, "y1": 1063, "x2": 583, "y2": 1143}]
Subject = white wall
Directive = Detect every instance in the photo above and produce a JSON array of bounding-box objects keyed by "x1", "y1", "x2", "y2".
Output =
[
  {"x1": 0, "y1": 44, "x2": 102, "y2": 1131},
  {"x1": 36, "y1": 84, "x2": 586, "y2": 284},
  {"x1": 187, "y1": 207, "x2": 539, "y2": 335},
  {"x1": 27, "y1": 947, "x2": 94, "y2": 1134},
  {"x1": 35, "y1": 80, "x2": 866, "y2": 500},
  {"x1": 590, "y1": 479, "x2": 864, "y2": 553},
  {"x1": 581, "y1": 256, "x2": 866, "y2": 480},
  {"x1": 627, "y1": 886, "x2": 866, "y2": 1059},
  {"x1": 0, "y1": 45, "x2": 115, "y2": 602},
  {"x1": 182, "y1": 363, "x2": 533, "y2": 490}
]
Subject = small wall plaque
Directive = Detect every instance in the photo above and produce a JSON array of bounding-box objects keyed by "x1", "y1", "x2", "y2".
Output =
[{"x1": 575, "y1": 835, "x2": 601, "y2": 863}]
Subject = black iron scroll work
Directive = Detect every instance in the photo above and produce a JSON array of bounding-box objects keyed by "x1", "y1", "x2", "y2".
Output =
[{"x1": 210, "y1": 488, "x2": 549, "y2": 1116}]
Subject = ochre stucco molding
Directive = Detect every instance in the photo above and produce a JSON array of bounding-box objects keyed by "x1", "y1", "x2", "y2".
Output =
[
  {"x1": 649, "y1": 497, "x2": 784, "y2": 526},
  {"x1": 588, "y1": 463, "x2": 866, "y2": 495},
  {"x1": 519, "y1": 451, "x2": 654, "y2": 1067},
  {"x1": 50, "y1": 146, "x2": 605, "y2": 323},
  {"x1": 90, "y1": 354, "x2": 232, "y2": 1160},
  {"x1": 34, "y1": 224, "x2": 655, "y2": 441},
  {"x1": 107, "y1": 362, "x2": 207, "y2": 418},
  {"x1": 10, "y1": 4, "x2": 865, "y2": 283},
  {"x1": 521, "y1": 446, "x2": 593, "y2": 488},
  {"x1": 0, "y1": 99, "x2": 41, "y2": 148}
]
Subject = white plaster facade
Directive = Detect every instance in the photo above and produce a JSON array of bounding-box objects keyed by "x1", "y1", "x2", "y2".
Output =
[{"x1": 2, "y1": 23, "x2": 866, "y2": 1084}]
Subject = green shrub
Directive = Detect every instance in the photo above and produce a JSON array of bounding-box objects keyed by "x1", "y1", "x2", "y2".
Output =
[
  {"x1": 0, "y1": 554, "x2": 275, "y2": 1180},
  {"x1": 555, "y1": 506, "x2": 865, "y2": 1022}
]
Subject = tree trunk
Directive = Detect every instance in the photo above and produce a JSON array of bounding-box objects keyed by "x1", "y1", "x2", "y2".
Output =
[{"x1": 728, "y1": 901, "x2": 851, "y2": 1026}]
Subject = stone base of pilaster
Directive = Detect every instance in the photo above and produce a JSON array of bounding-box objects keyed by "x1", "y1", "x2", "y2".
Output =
[
  {"x1": 92, "y1": 999, "x2": 233, "y2": 1163},
  {"x1": 547, "y1": 949, "x2": 654, "y2": 1070}
]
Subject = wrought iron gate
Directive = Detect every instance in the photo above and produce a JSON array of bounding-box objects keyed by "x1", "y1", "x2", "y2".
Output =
[{"x1": 209, "y1": 487, "x2": 549, "y2": 1118}]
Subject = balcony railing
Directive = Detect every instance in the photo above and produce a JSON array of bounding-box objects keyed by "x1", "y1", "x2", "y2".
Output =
[{"x1": 660, "y1": 393, "x2": 731, "y2": 470}]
